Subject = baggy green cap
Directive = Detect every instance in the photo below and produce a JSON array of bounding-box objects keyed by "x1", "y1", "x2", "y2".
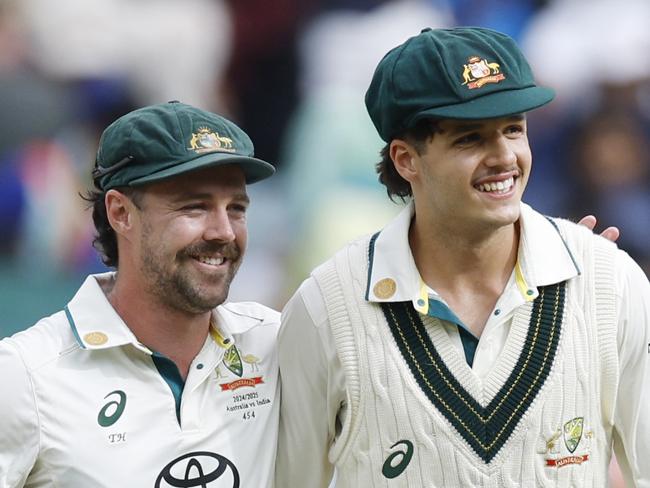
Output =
[
  {"x1": 365, "y1": 27, "x2": 555, "y2": 141},
  {"x1": 93, "y1": 101, "x2": 275, "y2": 190}
]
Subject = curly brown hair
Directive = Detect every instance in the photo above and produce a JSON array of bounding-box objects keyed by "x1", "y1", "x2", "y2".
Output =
[
  {"x1": 376, "y1": 118, "x2": 440, "y2": 201},
  {"x1": 80, "y1": 186, "x2": 143, "y2": 268}
]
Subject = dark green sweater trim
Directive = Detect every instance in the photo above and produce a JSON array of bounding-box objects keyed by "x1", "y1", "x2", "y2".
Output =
[{"x1": 380, "y1": 282, "x2": 565, "y2": 463}]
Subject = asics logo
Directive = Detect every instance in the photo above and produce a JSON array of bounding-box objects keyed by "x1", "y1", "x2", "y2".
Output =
[
  {"x1": 382, "y1": 440, "x2": 414, "y2": 479},
  {"x1": 97, "y1": 390, "x2": 127, "y2": 427}
]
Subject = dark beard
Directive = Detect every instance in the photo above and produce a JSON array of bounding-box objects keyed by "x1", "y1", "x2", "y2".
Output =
[{"x1": 141, "y1": 242, "x2": 243, "y2": 314}]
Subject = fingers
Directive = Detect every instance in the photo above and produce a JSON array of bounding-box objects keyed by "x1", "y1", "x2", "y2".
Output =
[
  {"x1": 577, "y1": 215, "x2": 597, "y2": 231},
  {"x1": 600, "y1": 226, "x2": 620, "y2": 242},
  {"x1": 577, "y1": 215, "x2": 620, "y2": 242}
]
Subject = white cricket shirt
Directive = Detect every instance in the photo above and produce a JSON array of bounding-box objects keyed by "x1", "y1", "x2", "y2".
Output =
[{"x1": 0, "y1": 272, "x2": 279, "y2": 488}]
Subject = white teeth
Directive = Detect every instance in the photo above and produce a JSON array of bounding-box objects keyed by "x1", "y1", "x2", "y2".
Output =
[
  {"x1": 197, "y1": 256, "x2": 225, "y2": 266},
  {"x1": 476, "y1": 176, "x2": 514, "y2": 194}
]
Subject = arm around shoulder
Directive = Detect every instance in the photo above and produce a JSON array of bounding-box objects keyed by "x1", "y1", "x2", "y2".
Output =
[
  {"x1": 275, "y1": 278, "x2": 339, "y2": 488},
  {"x1": 611, "y1": 251, "x2": 650, "y2": 487},
  {"x1": 0, "y1": 339, "x2": 40, "y2": 487}
]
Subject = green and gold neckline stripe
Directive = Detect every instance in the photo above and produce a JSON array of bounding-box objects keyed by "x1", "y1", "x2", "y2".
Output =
[{"x1": 380, "y1": 282, "x2": 565, "y2": 463}]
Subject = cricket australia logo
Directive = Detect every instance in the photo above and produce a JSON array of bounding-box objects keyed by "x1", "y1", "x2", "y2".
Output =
[
  {"x1": 218, "y1": 345, "x2": 265, "y2": 392},
  {"x1": 222, "y1": 345, "x2": 244, "y2": 377},
  {"x1": 563, "y1": 417, "x2": 583, "y2": 453},
  {"x1": 155, "y1": 451, "x2": 240, "y2": 487},
  {"x1": 542, "y1": 417, "x2": 593, "y2": 468},
  {"x1": 461, "y1": 56, "x2": 505, "y2": 89},
  {"x1": 188, "y1": 127, "x2": 235, "y2": 154}
]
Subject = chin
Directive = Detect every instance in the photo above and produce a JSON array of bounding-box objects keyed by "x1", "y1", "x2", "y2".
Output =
[
  {"x1": 481, "y1": 203, "x2": 521, "y2": 229},
  {"x1": 197, "y1": 289, "x2": 230, "y2": 310}
]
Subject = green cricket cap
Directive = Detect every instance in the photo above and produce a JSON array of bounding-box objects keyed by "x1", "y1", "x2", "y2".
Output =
[
  {"x1": 93, "y1": 101, "x2": 275, "y2": 190},
  {"x1": 365, "y1": 27, "x2": 555, "y2": 141}
]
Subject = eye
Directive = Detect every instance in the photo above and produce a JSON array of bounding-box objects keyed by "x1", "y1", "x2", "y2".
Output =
[
  {"x1": 504, "y1": 124, "x2": 525, "y2": 136},
  {"x1": 179, "y1": 202, "x2": 207, "y2": 212},
  {"x1": 453, "y1": 132, "x2": 481, "y2": 146},
  {"x1": 228, "y1": 203, "x2": 248, "y2": 215}
]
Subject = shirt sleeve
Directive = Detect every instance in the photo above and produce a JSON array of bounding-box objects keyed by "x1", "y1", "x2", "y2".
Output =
[
  {"x1": 611, "y1": 251, "x2": 650, "y2": 488},
  {"x1": 274, "y1": 277, "x2": 346, "y2": 488},
  {"x1": 0, "y1": 339, "x2": 40, "y2": 487}
]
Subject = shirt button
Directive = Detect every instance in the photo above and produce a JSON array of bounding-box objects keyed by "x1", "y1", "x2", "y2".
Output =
[
  {"x1": 223, "y1": 338, "x2": 231, "y2": 345},
  {"x1": 494, "y1": 309, "x2": 501, "y2": 316},
  {"x1": 417, "y1": 299, "x2": 426, "y2": 306},
  {"x1": 526, "y1": 289, "x2": 534, "y2": 296},
  {"x1": 197, "y1": 363, "x2": 204, "y2": 370}
]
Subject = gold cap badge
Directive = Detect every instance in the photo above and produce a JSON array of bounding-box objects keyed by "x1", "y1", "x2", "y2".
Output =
[
  {"x1": 188, "y1": 127, "x2": 235, "y2": 154},
  {"x1": 461, "y1": 56, "x2": 505, "y2": 89}
]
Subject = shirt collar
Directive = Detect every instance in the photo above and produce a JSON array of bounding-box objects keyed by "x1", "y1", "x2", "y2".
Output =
[
  {"x1": 210, "y1": 302, "x2": 268, "y2": 349},
  {"x1": 65, "y1": 272, "x2": 143, "y2": 351},
  {"x1": 65, "y1": 273, "x2": 266, "y2": 352},
  {"x1": 516, "y1": 202, "x2": 581, "y2": 290},
  {"x1": 366, "y1": 201, "x2": 580, "y2": 306},
  {"x1": 365, "y1": 202, "x2": 420, "y2": 303}
]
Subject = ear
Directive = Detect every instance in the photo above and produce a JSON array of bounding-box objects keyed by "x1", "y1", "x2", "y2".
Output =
[
  {"x1": 389, "y1": 139, "x2": 419, "y2": 183},
  {"x1": 105, "y1": 190, "x2": 137, "y2": 238}
]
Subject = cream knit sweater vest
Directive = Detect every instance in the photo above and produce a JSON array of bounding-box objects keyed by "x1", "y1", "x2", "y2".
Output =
[{"x1": 313, "y1": 219, "x2": 618, "y2": 487}]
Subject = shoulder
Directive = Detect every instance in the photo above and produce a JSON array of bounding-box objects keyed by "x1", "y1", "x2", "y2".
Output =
[
  {"x1": 549, "y1": 215, "x2": 609, "y2": 242},
  {"x1": 545, "y1": 215, "x2": 622, "y2": 263},
  {"x1": 311, "y1": 233, "x2": 375, "y2": 277},
  {"x1": 0, "y1": 310, "x2": 79, "y2": 373},
  {"x1": 219, "y1": 302, "x2": 280, "y2": 329},
  {"x1": 548, "y1": 215, "x2": 648, "y2": 300}
]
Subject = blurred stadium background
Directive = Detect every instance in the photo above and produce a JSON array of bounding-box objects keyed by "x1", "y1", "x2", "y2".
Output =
[{"x1": 0, "y1": 1, "x2": 647, "y2": 484}]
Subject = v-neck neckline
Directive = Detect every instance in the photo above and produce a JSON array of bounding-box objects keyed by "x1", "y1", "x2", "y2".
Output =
[{"x1": 380, "y1": 282, "x2": 566, "y2": 463}]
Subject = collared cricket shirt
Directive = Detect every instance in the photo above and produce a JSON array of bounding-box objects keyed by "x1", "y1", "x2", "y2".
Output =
[{"x1": 0, "y1": 273, "x2": 280, "y2": 488}]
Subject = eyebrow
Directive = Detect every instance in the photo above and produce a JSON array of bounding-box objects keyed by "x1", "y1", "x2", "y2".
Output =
[
  {"x1": 444, "y1": 114, "x2": 526, "y2": 135},
  {"x1": 171, "y1": 191, "x2": 250, "y2": 204}
]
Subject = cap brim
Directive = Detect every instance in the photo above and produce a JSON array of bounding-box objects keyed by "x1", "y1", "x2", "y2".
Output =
[
  {"x1": 409, "y1": 86, "x2": 555, "y2": 123},
  {"x1": 128, "y1": 151, "x2": 275, "y2": 186}
]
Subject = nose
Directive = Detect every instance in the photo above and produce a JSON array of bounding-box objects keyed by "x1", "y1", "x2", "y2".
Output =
[
  {"x1": 203, "y1": 207, "x2": 236, "y2": 243},
  {"x1": 483, "y1": 135, "x2": 517, "y2": 168}
]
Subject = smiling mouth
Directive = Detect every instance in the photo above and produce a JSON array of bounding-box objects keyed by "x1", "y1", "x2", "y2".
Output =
[
  {"x1": 474, "y1": 176, "x2": 515, "y2": 194},
  {"x1": 194, "y1": 256, "x2": 226, "y2": 266}
]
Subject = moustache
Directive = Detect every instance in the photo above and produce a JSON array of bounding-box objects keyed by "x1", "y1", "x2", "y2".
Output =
[{"x1": 181, "y1": 242, "x2": 241, "y2": 261}]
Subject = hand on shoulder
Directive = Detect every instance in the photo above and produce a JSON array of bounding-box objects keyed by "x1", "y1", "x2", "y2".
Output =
[{"x1": 578, "y1": 215, "x2": 620, "y2": 242}]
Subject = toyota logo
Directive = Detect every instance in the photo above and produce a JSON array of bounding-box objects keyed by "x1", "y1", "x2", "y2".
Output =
[{"x1": 155, "y1": 451, "x2": 240, "y2": 488}]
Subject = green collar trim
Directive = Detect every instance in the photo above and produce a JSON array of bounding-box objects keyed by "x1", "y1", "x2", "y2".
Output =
[
  {"x1": 151, "y1": 352, "x2": 185, "y2": 425},
  {"x1": 364, "y1": 231, "x2": 381, "y2": 301},
  {"x1": 65, "y1": 305, "x2": 86, "y2": 349},
  {"x1": 380, "y1": 282, "x2": 565, "y2": 463},
  {"x1": 544, "y1": 216, "x2": 581, "y2": 276}
]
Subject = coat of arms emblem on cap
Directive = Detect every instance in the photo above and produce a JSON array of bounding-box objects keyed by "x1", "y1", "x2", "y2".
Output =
[
  {"x1": 188, "y1": 127, "x2": 235, "y2": 154},
  {"x1": 461, "y1": 56, "x2": 505, "y2": 90}
]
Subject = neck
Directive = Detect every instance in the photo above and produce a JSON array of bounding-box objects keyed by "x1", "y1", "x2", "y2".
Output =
[
  {"x1": 410, "y1": 214, "x2": 519, "y2": 298},
  {"x1": 103, "y1": 273, "x2": 211, "y2": 380}
]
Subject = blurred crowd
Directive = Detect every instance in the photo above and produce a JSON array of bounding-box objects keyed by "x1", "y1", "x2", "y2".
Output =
[{"x1": 1, "y1": 0, "x2": 649, "y2": 333}]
